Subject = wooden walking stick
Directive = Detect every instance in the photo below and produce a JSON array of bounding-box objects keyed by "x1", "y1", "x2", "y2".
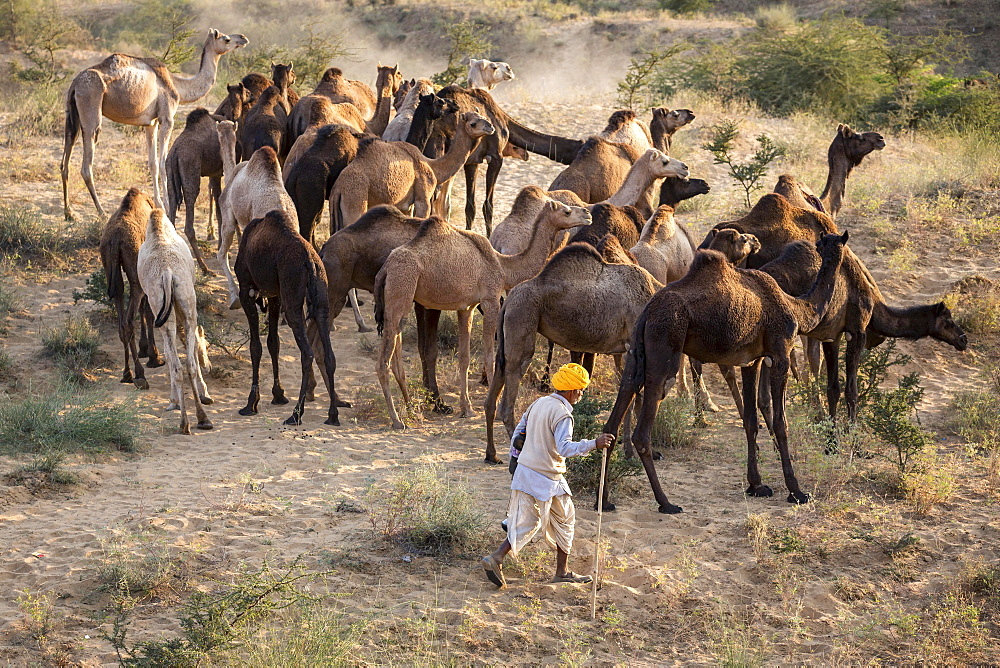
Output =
[{"x1": 591, "y1": 446, "x2": 608, "y2": 620}]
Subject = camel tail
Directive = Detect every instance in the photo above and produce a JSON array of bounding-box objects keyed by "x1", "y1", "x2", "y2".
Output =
[
  {"x1": 373, "y1": 268, "x2": 387, "y2": 337},
  {"x1": 64, "y1": 88, "x2": 81, "y2": 152},
  {"x1": 104, "y1": 245, "x2": 124, "y2": 301},
  {"x1": 629, "y1": 309, "x2": 648, "y2": 391},
  {"x1": 305, "y1": 259, "x2": 323, "y2": 323},
  {"x1": 166, "y1": 153, "x2": 182, "y2": 218},
  {"x1": 153, "y1": 269, "x2": 174, "y2": 327}
]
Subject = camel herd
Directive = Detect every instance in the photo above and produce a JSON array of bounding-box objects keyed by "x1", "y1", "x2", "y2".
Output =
[{"x1": 63, "y1": 29, "x2": 970, "y2": 512}]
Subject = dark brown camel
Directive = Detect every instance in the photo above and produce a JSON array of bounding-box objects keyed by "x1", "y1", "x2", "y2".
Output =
[
  {"x1": 241, "y1": 63, "x2": 295, "y2": 163},
  {"x1": 599, "y1": 231, "x2": 850, "y2": 513},
  {"x1": 404, "y1": 92, "x2": 460, "y2": 152},
  {"x1": 165, "y1": 108, "x2": 226, "y2": 273},
  {"x1": 100, "y1": 187, "x2": 164, "y2": 390},
  {"x1": 284, "y1": 124, "x2": 366, "y2": 245},
  {"x1": 234, "y1": 208, "x2": 349, "y2": 426}
]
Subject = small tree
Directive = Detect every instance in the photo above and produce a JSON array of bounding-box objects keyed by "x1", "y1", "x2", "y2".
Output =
[
  {"x1": 702, "y1": 120, "x2": 786, "y2": 209},
  {"x1": 431, "y1": 20, "x2": 492, "y2": 88},
  {"x1": 616, "y1": 46, "x2": 679, "y2": 110}
]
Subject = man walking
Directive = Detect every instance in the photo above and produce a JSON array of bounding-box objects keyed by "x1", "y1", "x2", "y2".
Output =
[{"x1": 482, "y1": 363, "x2": 614, "y2": 588}]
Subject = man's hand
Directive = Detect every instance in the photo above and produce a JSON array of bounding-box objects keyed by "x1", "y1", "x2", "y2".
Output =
[{"x1": 595, "y1": 433, "x2": 615, "y2": 449}]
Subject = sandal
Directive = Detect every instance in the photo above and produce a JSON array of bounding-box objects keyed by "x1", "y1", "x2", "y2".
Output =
[
  {"x1": 482, "y1": 555, "x2": 506, "y2": 588},
  {"x1": 551, "y1": 571, "x2": 592, "y2": 584}
]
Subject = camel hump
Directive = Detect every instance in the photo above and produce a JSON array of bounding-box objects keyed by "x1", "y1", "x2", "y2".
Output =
[
  {"x1": 540, "y1": 242, "x2": 605, "y2": 278},
  {"x1": 322, "y1": 67, "x2": 343, "y2": 80},
  {"x1": 689, "y1": 249, "x2": 731, "y2": 274},
  {"x1": 512, "y1": 185, "x2": 548, "y2": 208},
  {"x1": 351, "y1": 205, "x2": 407, "y2": 232},
  {"x1": 121, "y1": 187, "x2": 153, "y2": 212},
  {"x1": 185, "y1": 107, "x2": 212, "y2": 128},
  {"x1": 603, "y1": 109, "x2": 638, "y2": 133},
  {"x1": 575, "y1": 136, "x2": 603, "y2": 158},
  {"x1": 413, "y1": 216, "x2": 453, "y2": 240},
  {"x1": 751, "y1": 192, "x2": 791, "y2": 217}
]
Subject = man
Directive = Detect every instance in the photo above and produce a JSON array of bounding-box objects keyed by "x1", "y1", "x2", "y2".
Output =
[{"x1": 482, "y1": 362, "x2": 615, "y2": 588}]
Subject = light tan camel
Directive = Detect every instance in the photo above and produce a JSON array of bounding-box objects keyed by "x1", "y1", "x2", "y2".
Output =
[
  {"x1": 100, "y1": 187, "x2": 163, "y2": 391},
  {"x1": 382, "y1": 78, "x2": 436, "y2": 142},
  {"x1": 601, "y1": 148, "x2": 689, "y2": 208},
  {"x1": 61, "y1": 29, "x2": 248, "y2": 220},
  {"x1": 467, "y1": 59, "x2": 515, "y2": 90},
  {"x1": 489, "y1": 186, "x2": 588, "y2": 255},
  {"x1": 773, "y1": 124, "x2": 885, "y2": 220},
  {"x1": 137, "y1": 208, "x2": 213, "y2": 435},
  {"x1": 630, "y1": 204, "x2": 696, "y2": 285},
  {"x1": 329, "y1": 111, "x2": 495, "y2": 232},
  {"x1": 216, "y1": 122, "x2": 297, "y2": 308},
  {"x1": 288, "y1": 64, "x2": 399, "y2": 142},
  {"x1": 373, "y1": 201, "x2": 593, "y2": 429}
]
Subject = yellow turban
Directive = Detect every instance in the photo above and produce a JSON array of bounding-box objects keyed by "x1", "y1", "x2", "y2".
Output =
[{"x1": 551, "y1": 363, "x2": 590, "y2": 392}]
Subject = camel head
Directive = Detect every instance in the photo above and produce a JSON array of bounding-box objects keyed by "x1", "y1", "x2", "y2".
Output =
[
  {"x1": 206, "y1": 29, "x2": 249, "y2": 56},
  {"x1": 394, "y1": 78, "x2": 415, "y2": 111},
  {"x1": 215, "y1": 119, "x2": 238, "y2": 151},
  {"x1": 270, "y1": 62, "x2": 295, "y2": 90},
  {"x1": 928, "y1": 302, "x2": 969, "y2": 351},
  {"x1": 706, "y1": 228, "x2": 761, "y2": 265},
  {"x1": 375, "y1": 62, "x2": 403, "y2": 96},
  {"x1": 835, "y1": 124, "x2": 886, "y2": 166},
  {"x1": 815, "y1": 230, "x2": 850, "y2": 267},
  {"x1": 224, "y1": 82, "x2": 250, "y2": 117},
  {"x1": 644, "y1": 149, "x2": 688, "y2": 179},
  {"x1": 195, "y1": 325, "x2": 212, "y2": 373},
  {"x1": 652, "y1": 108, "x2": 696, "y2": 132},
  {"x1": 468, "y1": 59, "x2": 515, "y2": 89},
  {"x1": 461, "y1": 111, "x2": 496, "y2": 139},
  {"x1": 540, "y1": 200, "x2": 592, "y2": 231},
  {"x1": 419, "y1": 93, "x2": 459, "y2": 121}
]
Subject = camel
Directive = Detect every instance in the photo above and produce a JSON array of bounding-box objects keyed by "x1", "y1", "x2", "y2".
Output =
[
  {"x1": 649, "y1": 108, "x2": 695, "y2": 153},
  {"x1": 329, "y1": 111, "x2": 495, "y2": 232},
  {"x1": 217, "y1": 123, "x2": 297, "y2": 308},
  {"x1": 403, "y1": 92, "x2": 460, "y2": 152},
  {"x1": 165, "y1": 108, "x2": 226, "y2": 273},
  {"x1": 240, "y1": 63, "x2": 295, "y2": 162},
  {"x1": 137, "y1": 208, "x2": 213, "y2": 435},
  {"x1": 598, "y1": 231, "x2": 849, "y2": 513},
  {"x1": 283, "y1": 64, "x2": 403, "y2": 167},
  {"x1": 630, "y1": 204, "x2": 696, "y2": 286},
  {"x1": 284, "y1": 124, "x2": 367, "y2": 245},
  {"x1": 468, "y1": 59, "x2": 515, "y2": 90},
  {"x1": 214, "y1": 82, "x2": 250, "y2": 122},
  {"x1": 483, "y1": 237, "x2": 664, "y2": 462},
  {"x1": 489, "y1": 186, "x2": 588, "y2": 255},
  {"x1": 235, "y1": 208, "x2": 349, "y2": 426},
  {"x1": 100, "y1": 188, "x2": 164, "y2": 391},
  {"x1": 773, "y1": 124, "x2": 885, "y2": 220},
  {"x1": 61, "y1": 29, "x2": 248, "y2": 220},
  {"x1": 382, "y1": 78, "x2": 436, "y2": 142},
  {"x1": 288, "y1": 65, "x2": 398, "y2": 143},
  {"x1": 373, "y1": 201, "x2": 593, "y2": 429}
]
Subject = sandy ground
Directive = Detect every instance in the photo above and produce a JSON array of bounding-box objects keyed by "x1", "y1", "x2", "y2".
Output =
[{"x1": 0, "y1": 86, "x2": 997, "y2": 666}]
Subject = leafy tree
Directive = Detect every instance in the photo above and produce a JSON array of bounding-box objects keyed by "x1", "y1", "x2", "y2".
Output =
[
  {"x1": 431, "y1": 21, "x2": 492, "y2": 88},
  {"x1": 616, "y1": 46, "x2": 679, "y2": 110},
  {"x1": 702, "y1": 120, "x2": 786, "y2": 210}
]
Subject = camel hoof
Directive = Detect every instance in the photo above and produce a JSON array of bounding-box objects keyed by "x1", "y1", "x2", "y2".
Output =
[
  {"x1": 271, "y1": 394, "x2": 289, "y2": 405},
  {"x1": 593, "y1": 500, "x2": 617, "y2": 512},
  {"x1": 746, "y1": 485, "x2": 774, "y2": 498},
  {"x1": 652, "y1": 450, "x2": 663, "y2": 461},
  {"x1": 238, "y1": 407, "x2": 257, "y2": 416},
  {"x1": 166, "y1": 402, "x2": 180, "y2": 411},
  {"x1": 335, "y1": 399, "x2": 352, "y2": 408},
  {"x1": 432, "y1": 401, "x2": 453, "y2": 415},
  {"x1": 485, "y1": 456, "x2": 503, "y2": 465},
  {"x1": 659, "y1": 503, "x2": 684, "y2": 514},
  {"x1": 134, "y1": 378, "x2": 149, "y2": 391},
  {"x1": 324, "y1": 416, "x2": 340, "y2": 426},
  {"x1": 197, "y1": 420, "x2": 214, "y2": 430},
  {"x1": 703, "y1": 401, "x2": 721, "y2": 413},
  {"x1": 121, "y1": 371, "x2": 133, "y2": 384},
  {"x1": 200, "y1": 395, "x2": 214, "y2": 405},
  {"x1": 459, "y1": 409, "x2": 477, "y2": 419},
  {"x1": 146, "y1": 356, "x2": 165, "y2": 369},
  {"x1": 228, "y1": 298, "x2": 241, "y2": 310},
  {"x1": 180, "y1": 423, "x2": 191, "y2": 435},
  {"x1": 305, "y1": 391, "x2": 315, "y2": 402},
  {"x1": 357, "y1": 325, "x2": 374, "y2": 333},
  {"x1": 787, "y1": 492, "x2": 811, "y2": 504},
  {"x1": 200, "y1": 267, "x2": 218, "y2": 278},
  {"x1": 284, "y1": 414, "x2": 303, "y2": 426}
]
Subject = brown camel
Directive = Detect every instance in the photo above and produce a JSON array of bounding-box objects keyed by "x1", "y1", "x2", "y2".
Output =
[
  {"x1": 100, "y1": 187, "x2": 164, "y2": 390},
  {"x1": 217, "y1": 122, "x2": 297, "y2": 308},
  {"x1": 598, "y1": 231, "x2": 849, "y2": 513},
  {"x1": 483, "y1": 237, "x2": 664, "y2": 462},
  {"x1": 288, "y1": 65, "x2": 398, "y2": 142},
  {"x1": 403, "y1": 92, "x2": 460, "y2": 152},
  {"x1": 773, "y1": 124, "x2": 885, "y2": 220},
  {"x1": 165, "y1": 108, "x2": 226, "y2": 274},
  {"x1": 329, "y1": 111, "x2": 495, "y2": 232},
  {"x1": 489, "y1": 186, "x2": 588, "y2": 255},
  {"x1": 373, "y1": 201, "x2": 593, "y2": 429},
  {"x1": 241, "y1": 63, "x2": 295, "y2": 162},
  {"x1": 235, "y1": 208, "x2": 349, "y2": 426},
  {"x1": 61, "y1": 29, "x2": 248, "y2": 220}
]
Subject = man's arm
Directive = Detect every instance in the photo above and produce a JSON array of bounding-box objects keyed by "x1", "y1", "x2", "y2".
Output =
[{"x1": 553, "y1": 417, "x2": 596, "y2": 458}]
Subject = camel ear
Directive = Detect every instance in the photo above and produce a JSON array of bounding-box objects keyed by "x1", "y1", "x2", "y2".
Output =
[
  {"x1": 544, "y1": 200, "x2": 559, "y2": 212},
  {"x1": 394, "y1": 63, "x2": 399, "y2": 71},
  {"x1": 211, "y1": 28, "x2": 220, "y2": 39},
  {"x1": 840, "y1": 229, "x2": 850, "y2": 243},
  {"x1": 288, "y1": 61, "x2": 294, "y2": 71},
  {"x1": 934, "y1": 301, "x2": 947, "y2": 316},
  {"x1": 839, "y1": 124, "x2": 854, "y2": 137},
  {"x1": 377, "y1": 60, "x2": 382, "y2": 68}
]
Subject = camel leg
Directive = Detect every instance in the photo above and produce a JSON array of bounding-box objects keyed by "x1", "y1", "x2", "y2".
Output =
[
  {"x1": 390, "y1": 332, "x2": 410, "y2": 406},
  {"x1": 805, "y1": 336, "x2": 822, "y2": 378},
  {"x1": 844, "y1": 330, "x2": 866, "y2": 424},
  {"x1": 123, "y1": 285, "x2": 148, "y2": 390},
  {"x1": 718, "y1": 364, "x2": 744, "y2": 420},
  {"x1": 179, "y1": 309, "x2": 212, "y2": 429},
  {"x1": 823, "y1": 338, "x2": 841, "y2": 422},
  {"x1": 218, "y1": 209, "x2": 240, "y2": 309},
  {"x1": 757, "y1": 364, "x2": 776, "y2": 439},
  {"x1": 482, "y1": 153, "x2": 503, "y2": 238},
  {"x1": 415, "y1": 305, "x2": 451, "y2": 414},
  {"x1": 483, "y1": 349, "x2": 511, "y2": 465},
  {"x1": 489, "y1": 310, "x2": 537, "y2": 461},
  {"x1": 480, "y1": 298, "x2": 500, "y2": 388},
  {"x1": 144, "y1": 125, "x2": 163, "y2": 210},
  {"x1": 312, "y1": 311, "x2": 348, "y2": 424},
  {"x1": 463, "y1": 163, "x2": 478, "y2": 230},
  {"x1": 238, "y1": 288, "x2": 263, "y2": 417},
  {"x1": 689, "y1": 358, "x2": 720, "y2": 413},
  {"x1": 348, "y1": 289, "x2": 372, "y2": 332},
  {"x1": 580, "y1": 352, "x2": 596, "y2": 377},
  {"x1": 456, "y1": 307, "x2": 475, "y2": 418},
  {"x1": 768, "y1": 356, "x2": 808, "y2": 504},
  {"x1": 159, "y1": 319, "x2": 190, "y2": 435},
  {"x1": 155, "y1": 115, "x2": 174, "y2": 210},
  {"x1": 599, "y1": 348, "x2": 641, "y2": 511},
  {"x1": 283, "y1": 306, "x2": 316, "y2": 426},
  {"x1": 266, "y1": 299, "x2": 288, "y2": 405},
  {"x1": 540, "y1": 339, "x2": 556, "y2": 393},
  {"x1": 207, "y1": 175, "x2": 220, "y2": 242},
  {"x1": 741, "y1": 363, "x2": 772, "y2": 499},
  {"x1": 376, "y1": 324, "x2": 406, "y2": 430},
  {"x1": 139, "y1": 296, "x2": 164, "y2": 367},
  {"x1": 631, "y1": 349, "x2": 684, "y2": 514},
  {"x1": 182, "y1": 178, "x2": 213, "y2": 275},
  {"x1": 60, "y1": 94, "x2": 83, "y2": 221},
  {"x1": 614, "y1": 354, "x2": 635, "y2": 458},
  {"x1": 70, "y1": 84, "x2": 107, "y2": 220}
]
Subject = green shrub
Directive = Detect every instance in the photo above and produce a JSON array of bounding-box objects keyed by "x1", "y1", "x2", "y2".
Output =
[
  {"x1": 702, "y1": 120, "x2": 786, "y2": 209},
  {"x1": 571, "y1": 392, "x2": 613, "y2": 441},
  {"x1": 0, "y1": 386, "x2": 141, "y2": 454},
  {"x1": 41, "y1": 314, "x2": 100, "y2": 376},
  {"x1": 73, "y1": 269, "x2": 117, "y2": 310},
  {"x1": 650, "y1": 396, "x2": 697, "y2": 449},
  {"x1": 945, "y1": 275, "x2": 1000, "y2": 334},
  {"x1": 657, "y1": 0, "x2": 714, "y2": 13},
  {"x1": 565, "y1": 446, "x2": 642, "y2": 496},
  {"x1": 6, "y1": 452, "x2": 78, "y2": 487},
  {"x1": 0, "y1": 279, "x2": 25, "y2": 332},
  {"x1": 863, "y1": 368, "x2": 930, "y2": 474},
  {"x1": 97, "y1": 530, "x2": 179, "y2": 599},
  {"x1": 616, "y1": 46, "x2": 678, "y2": 110},
  {"x1": 364, "y1": 463, "x2": 490, "y2": 555},
  {"x1": 0, "y1": 203, "x2": 61, "y2": 258}
]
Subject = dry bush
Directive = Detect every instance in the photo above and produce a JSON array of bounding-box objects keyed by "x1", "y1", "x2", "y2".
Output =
[
  {"x1": 946, "y1": 275, "x2": 1000, "y2": 334},
  {"x1": 41, "y1": 314, "x2": 100, "y2": 380},
  {"x1": 96, "y1": 528, "x2": 184, "y2": 600}
]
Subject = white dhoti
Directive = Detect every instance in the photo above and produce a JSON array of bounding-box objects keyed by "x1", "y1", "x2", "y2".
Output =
[{"x1": 506, "y1": 489, "x2": 575, "y2": 557}]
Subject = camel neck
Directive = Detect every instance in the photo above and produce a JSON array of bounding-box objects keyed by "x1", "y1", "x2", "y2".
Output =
[
  {"x1": 426, "y1": 126, "x2": 479, "y2": 184},
  {"x1": 819, "y1": 147, "x2": 852, "y2": 219},
  {"x1": 506, "y1": 116, "x2": 583, "y2": 166},
  {"x1": 172, "y1": 41, "x2": 221, "y2": 104},
  {"x1": 220, "y1": 136, "x2": 237, "y2": 181},
  {"x1": 606, "y1": 159, "x2": 662, "y2": 209},
  {"x1": 650, "y1": 126, "x2": 673, "y2": 153},
  {"x1": 497, "y1": 217, "x2": 564, "y2": 290},
  {"x1": 366, "y1": 88, "x2": 394, "y2": 136},
  {"x1": 870, "y1": 302, "x2": 935, "y2": 339},
  {"x1": 795, "y1": 243, "x2": 845, "y2": 332}
]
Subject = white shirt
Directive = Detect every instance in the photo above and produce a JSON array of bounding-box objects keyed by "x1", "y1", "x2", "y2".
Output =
[{"x1": 509, "y1": 393, "x2": 596, "y2": 502}]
